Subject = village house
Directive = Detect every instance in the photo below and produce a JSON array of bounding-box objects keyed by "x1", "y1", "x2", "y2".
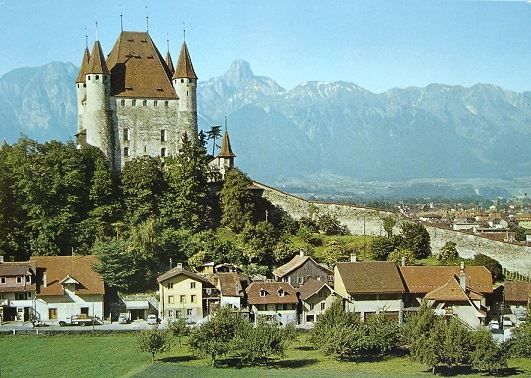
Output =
[
  {"x1": 0, "y1": 258, "x2": 37, "y2": 322},
  {"x1": 31, "y1": 255, "x2": 105, "y2": 322},
  {"x1": 297, "y1": 277, "x2": 340, "y2": 326},
  {"x1": 503, "y1": 281, "x2": 530, "y2": 322},
  {"x1": 157, "y1": 264, "x2": 219, "y2": 323},
  {"x1": 400, "y1": 264, "x2": 493, "y2": 329},
  {"x1": 273, "y1": 251, "x2": 333, "y2": 287},
  {"x1": 216, "y1": 272, "x2": 249, "y2": 310},
  {"x1": 246, "y1": 281, "x2": 298, "y2": 325},
  {"x1": 334, "y1": 261, "x2": 405, "y2": 323}
]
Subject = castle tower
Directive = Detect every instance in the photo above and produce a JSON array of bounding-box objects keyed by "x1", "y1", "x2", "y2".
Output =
[
  {"x1": 217, "y1": 130, "x2": 236, "y2": 179},
  {"x1": 75, "y1": 48, "x2": 90, "y2": 140},
  {"x1": 172, "y1": 42, "x2": 198, "y2": 141},
  {"x1": 166, "y1": 50, "x2": 175, "y2": 77},
  {"x1": 85, "y1": 40, "x2": 114, "y2": 162}
]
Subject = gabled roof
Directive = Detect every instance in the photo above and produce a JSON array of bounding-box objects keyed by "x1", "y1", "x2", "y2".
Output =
[
  {"x1": 0, "y1": 262, "x2": 35, "y2": 277},
  {"x1": 273, "y1": 254, "x2": 332, "y2": 278},
  {"x1": 173, "y1": 42, "x2": 197, "y2": 79},
  {"x1": 106, "y1": 31, "x2": 177, "y2": 99},
  {"x1": 399, "y1": 266, "x2": 493, "y2": 294},
  {"x1": 336, "y1": 261, "x2": 405, "y2": 294},
  {"x1": 31, "y1": 256, "x2": 104, "y2": 296},
  {"x1": 157, "y1": 266, "x2": 210, "y2": 284},
  {"x1": 218, "y1": 130, "x2": 236, "y2": 158},
  {"x1": 504, "y1": 281, "x2": 531, "y2": 303},
  {"x1": 217, "y1": 272, "x2": 244, "y2": 297},
  {"x1": 298, "y1": 277, "x2": 335, "y2": 301},
  {"x1": 246, "y1": 281, "x2": 298, "y2": 305},
  {"x1": 165, "y1": 51, "x2": 175, "y2": 77},
  {"x1": 75, "y1": 48, "x2": 91, "y2": 83},
  {"x1": 87, "y1": 40, "x2": 110, "y2": 75},
  {"x1": 425, "y1": 276, "x2": 470, "y2": 302}
]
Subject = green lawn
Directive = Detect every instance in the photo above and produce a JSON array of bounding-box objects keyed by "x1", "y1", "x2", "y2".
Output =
[{"x1": 1, "y1": 333, "x2": 530, "y2": 377}]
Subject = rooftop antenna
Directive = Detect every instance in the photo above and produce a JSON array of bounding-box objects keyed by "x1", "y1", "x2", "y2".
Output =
[
  {"x1": 146, "y1": 5, "x2": 149, "y2": 32},
  {"x1": 120, "y1": 14, "x2": 123, "y2": 32},
  {"x1": 95, "y1": 20, "x2": 99, "y2": 40}
]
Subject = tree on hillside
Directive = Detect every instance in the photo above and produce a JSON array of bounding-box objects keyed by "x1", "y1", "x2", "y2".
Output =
[
  {"x1": 317, "y1": 213, "x2": 349, "y2": 236},
  {"x1": 189, "y1": 306, "x2": 246, "y2": 367},
  {"x1": 161, "y1": 133, "x2": 211, "y2": 231},
  {"x1": 121, "y1": 156, "x2": 165, "y2": 225},
  {"x1": 220, "y1": 168, "x2": 254, "y2": 232},
  {"x1": 400, "y1": 222, "x2": 431, "y2": 259},
  {"x1": 471, "y1": 254, "x2": 503, "y2": 282},
  {"x1": 515, "y1": 226, "x2": 527, "y2": 242},
  {"x1": 382, "y1": 216, "x2": 397, "y2": 238},
  {"x1": 242, "y1": 221, "x2": 279, "y2": 266},
  {"x1": 388, "y1": 248, "x2": 415, "y2": 266},
  {"x1": 207, "y1": 125, "x2": 222, "y2": 156},
  {"x1": 437, "y1": 241, "x2": 458, "y2": 262},
  {"x1": 370, "y1": 235, "x2": 403, "y2": 261}
]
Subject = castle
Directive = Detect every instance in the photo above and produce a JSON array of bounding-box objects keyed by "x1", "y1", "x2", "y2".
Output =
[{"x1": 75, "y1": 30, "x2": 234, "y2": 173}]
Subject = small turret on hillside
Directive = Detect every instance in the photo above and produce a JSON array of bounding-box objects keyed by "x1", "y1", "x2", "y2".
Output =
[{"x1": 208, "y1": 129, "x2": 236, "y2": 180}]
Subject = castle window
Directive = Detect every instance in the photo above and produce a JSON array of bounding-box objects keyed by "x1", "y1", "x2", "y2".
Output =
[
  {"x1": 95, "y1": 75, "x2": 99, "y2": 80},
  {"x1": 164, "y1": 101, "x2": 169, "y2": 107},
  {"x1": 132, "y1": 100, "x2": 136, "y2": 106},
  {"x1": 123, "y1": 147, "x2": 129, "y2": 157},
  {"x1": 161, "y1": 147, "x2": 166, "y2": 157},
  {"x1": 187, "y1": 91, "x2": 189, "y2": 96},
  {"x1": 143, "y1": 100, "x2": 147, "y2": 106},
  {"x1": 160, "y1": 129, "x2": 167, "y2": 142},
  {"x1": 144, "y1": 146, "x2": 147, "y2": 154},
  {"x1": 83, "y1": 83, "x2": 86, "y2": 88},
  {"x1": 154, "y1": 100, "x2": 158, "y2": 107},
  {"x1": 120, "y1": 99, "x2": 125, "y2": 106},
  {"x1": 123, "y1": 128, "x2": 129, "y2": 142},
  {"x1": 181, "y1": 79, "x2": 184, "y2": 83}
]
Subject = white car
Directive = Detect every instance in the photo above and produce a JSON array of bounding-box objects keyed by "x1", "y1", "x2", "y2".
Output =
[
  {"x1": 489, "y1": 320, "x2": 500, "y2": 330},
  {"x1": 502, "y1": 316, "x2": 513, "y2": 327},
  {"x1": 147, "y1": 314, "x2": 159, "y2": 325}
]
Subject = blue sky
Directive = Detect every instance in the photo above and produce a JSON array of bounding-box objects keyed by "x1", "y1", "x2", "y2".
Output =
[{"x1": 1, "y1": 0, "x2": 531, "y2": 92}]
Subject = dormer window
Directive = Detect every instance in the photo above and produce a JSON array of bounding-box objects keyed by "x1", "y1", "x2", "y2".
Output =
[
  {"x1": 277, "y1": 289, "x2": 285, "y2": 297},
  {"x1": 16, "y1": 276, "x2": 22, "y2": 284},
  {"x1": 259, "y1": 289, "x2": 267, "y2": 297}
]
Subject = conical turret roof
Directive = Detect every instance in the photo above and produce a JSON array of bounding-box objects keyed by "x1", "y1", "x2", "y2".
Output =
[
  {"x1": 165, "y1": 51, "x2": 175, "y2": 77},
  {"x1": 88, "y1": 40, "x2": 110, "y2": 75},
  {"x1": 75, "y1": 48, "x2": 91, "y2": 83},
  {"x1": 218, "y1": 130, "x2": 236, "y2": 158},
  {"x1": 173, "y1": 42, "x2": 197, "y2": 80}
]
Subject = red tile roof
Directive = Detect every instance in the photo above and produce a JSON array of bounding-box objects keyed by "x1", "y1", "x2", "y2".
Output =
[
  {"x1": 504, "y1": 281, "x2": 531, "y2": 303},
  {"x1": 157, "y1": 266, "x2": 210, "y2": 284},
  {"x1": 336, "y1": 261, "x2": 405, "y2": 294},
  {"x1": 173, "y1": 42, "x2": 197, "y2": 79},
  {"x1": 31, "y1": 256, "x2": 105, "y2": 296},
  {"x1": 88, "y1": 40, "x2": 110, "y2": 75},
  {"x1": 75, "y1": 48, "x2": 90, "y2": 83},
  {"x1": 218, "y1": 272, "x2": 244, "y2": 297},
  {"x1": 298, "y1": 277, "x2": 331, "y2": 301},
  {"x1": 273, "y1": 254, "x2": 331, "y2": 278},
  {"x1": 218, "y1": 130, "x2": 236, "y2": 158},
  {"x1": 246, "y1": 281, "x2": 299, "y2": 305}
]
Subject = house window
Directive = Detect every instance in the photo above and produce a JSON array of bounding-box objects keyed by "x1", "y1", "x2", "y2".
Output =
[
  {"x1": 123, "y1": 128, "x2": 129, "y2": 141},
  {"x1": 176, "y1": 310, "x2": 182, "y2": 317},
  {"x1": 161, "y1": 129, "x2": 167, "y2": 142},
  {"x1": 27, "y1": 292, "x2": 32, "y2": 299},
  {"x1": 328, "y1": 275, "x2": 334, "y2": 282},
  {"x1": 154, "y1": 100, "x2": 158, "y2": 107},
  {"x1": 259, "y1": 290, "x2": 266, "y2": 297},
  {"x1": 277, "y1": 289, "x2": 284, "y2": 297},
  {"x1": 26, "y1": 275, "x2": 31, "y2": 283},
  {"x1": 16, "y1": 276, "x2": 22, "y2": 284},
  {"x1": 180, "y1": 295, "x2": 186, "y2": 303},
  {"x1": 297, "y1": 277, "x2": 304, "y2": 285},
  {"x1": 187, "y1": 309, "x2": 192, "y2": 316},
  {"x1": 306, "y1": 314, "x2": 315, "y2": 322},
  {"x1": 318, "y1": 290, "x2": 325, "y2": 298},
  {"x1": 0, "y1": 277, "x2": 5, "y2": 284},
  {"x1": 143, "y1": 100, "x2": 147, "y2": 106},
  {"x1": 168, "y1": 310, "x2": 174, "y2": 318},
  {"x1": 321, "y1": 303, "x2": 326, "y2": 310},
  {"x1": 164, "y1": 101, "x2": 169, "y2": 107},
  {"x1": 49, "y1": 308, "x2": 57, "y2": 320},
  {"x1": 167, "y1": 282, "x2": 173, "y2": 289},
  {"x1": 120, "y1": 99, "x2": 125, "y2": 106},
  {"x1": 168, "y1": 295, "x2": 174, "y2": 304},
  {"x1": 132, "y1": 100, "x2": 136, "y2": 106},
  {"x1": 282, "y1": 277, "x2": 288, "y2": 282},
  {"x1": 123, "y1": 147, "x2": 129, "y2": 157},
  {"x1": 190, "y1": 282, "x2": 196, "y2": 289},
  {"x1": 191, "y1": 295, "x2": 196, "y2": 303},
  {"x1": 309, "y1": 303, "x2": 315, "y2": 310},
  {"x1": 160, "y1": 148, "x2": 166, "y2": 157}
]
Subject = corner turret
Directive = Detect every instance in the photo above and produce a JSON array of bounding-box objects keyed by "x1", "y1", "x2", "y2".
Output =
[
  {"x1": 75, "y1": 48, "x2": 90, "y2": 139},
  {"x1": 172, "y1": 42, "x2": 198, "y2": 141},
  {"x1": 215, "y1": 130, "x2": 236, "y2": 179}
]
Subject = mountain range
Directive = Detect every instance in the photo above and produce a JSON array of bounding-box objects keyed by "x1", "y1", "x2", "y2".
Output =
[{"x1": 1, "y1": 60, "x2": 530, "y2": 186}]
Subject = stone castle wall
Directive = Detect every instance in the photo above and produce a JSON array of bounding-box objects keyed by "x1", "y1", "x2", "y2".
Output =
[{"x1": 255, "y1": 182, "x2": 531, "y2": 276}]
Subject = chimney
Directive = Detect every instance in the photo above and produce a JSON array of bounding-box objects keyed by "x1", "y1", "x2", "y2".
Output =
[
  {"x1": 299, "y1": 250, "x2": 305, "y2": 258},
  {"x1": 43, "y1": 270, "x2": 47, "y2": 287},
  {"x1": 459, "y1": 261, "x2": 466, "y2": 290},
  {"x1": 350, "y1": 253, "x2": 357, "y2": 263},
  {"x1": 176, "y1": 262, "x2": 183, "y2": 269},
  {"x1": 0, "y1": 256, "x2": 4, "y2": 263},
  {"x1": 169, "y1": 258, "x2": 173, "y2": 269},
  {"x1": 401, "y1": 256, "x2": 406, "y2": 266}
]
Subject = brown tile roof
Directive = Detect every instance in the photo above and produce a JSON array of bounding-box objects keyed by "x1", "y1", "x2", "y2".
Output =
[
  {"x1": 0, "y1": 261, "x2": 35, "y2": 276},
  {"x1": 425, "y1": 276, "x2": 472, "y2": 302},
  {"x1": 75, "y1": 48, "x2": 90, "y2": 83},
  {"x1": 218, "y1": 130, "x2": 236, "y2": 158},
  {"x1": 0, "y1": 284, "x2": 36, "y2": 293},
  {"x1": 399, "y1": 266, "x2": 493, "y2": 294},
  {"x1": 31, "y1": 256, "x2": 105, "y2": 296},
  {"x1": 173, "y1": 42, "x2": 197, "y2": 79},
  {"x1": 336, "y1": 261, "x2": 405, "y2": 294},
  {"x1": 504, "y1": 281, "x2": 531, "y2": 303},
  {"x1": 165, "y1": 51, "x2": 175, "y2": 77},
  {"x1": 246, "y1": 281, "x2": 299, "y2": 305},
  {"x1": 106, "y1": 31, "x2": 177, "y2": 99},
  {"x1": 298, "y1": 277, "x2": 332, "y2": 301},
  {"x1": 157, "y1": 267, "x2": 210, "y2": 284},
  {"x1": 218, "y1": 272, "x2": 244, "y2": 297},
  {"x1": 273, "y1": 254, "x2": 332, "y2": 278},
  {"x1": 88, "y1": 40, "x2": 110, "y2": 75}
]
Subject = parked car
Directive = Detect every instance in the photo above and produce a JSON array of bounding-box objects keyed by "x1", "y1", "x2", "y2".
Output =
[
  {"x1": 489, "y1": 320, "x2": 500, "y2": 330},
  {"x1": 502, "y1": 316, "x2": 514, "y2": 327},
  {"x1": 59, "y1": 315, "x2": 102, "y2": 327},
  {"x1": 117, "y1": 313, "x2": 130, "y2": 324},
  {"x1": 147, "y1": 314, "x2": 159, "y2": 325}
]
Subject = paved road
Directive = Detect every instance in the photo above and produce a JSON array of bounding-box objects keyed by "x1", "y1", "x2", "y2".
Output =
[{"x1": 0, "y1": 320, "x2": 167, "y2": 334}]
